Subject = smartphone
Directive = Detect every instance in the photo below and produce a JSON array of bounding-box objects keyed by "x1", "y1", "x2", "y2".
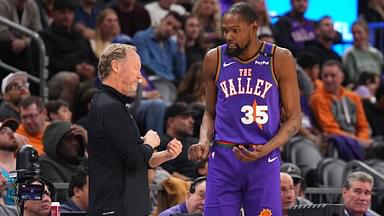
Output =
[{"x1": 18, "y1": 183, "x2": 43, "y2": 200}]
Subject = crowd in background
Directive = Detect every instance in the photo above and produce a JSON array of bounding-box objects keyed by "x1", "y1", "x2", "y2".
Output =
[{"x1": 0, "y1": 0, "x2": 384, "y2": 215}]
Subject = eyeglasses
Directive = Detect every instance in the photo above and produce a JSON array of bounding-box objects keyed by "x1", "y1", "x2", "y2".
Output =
[{"x1": 5, "y1": 82, "x2": 30, "y2": 91}]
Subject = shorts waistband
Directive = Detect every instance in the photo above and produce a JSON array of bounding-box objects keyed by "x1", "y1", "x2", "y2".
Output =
[{"x1": 215, "y1": 142, "x2": 261, "y2": 149}]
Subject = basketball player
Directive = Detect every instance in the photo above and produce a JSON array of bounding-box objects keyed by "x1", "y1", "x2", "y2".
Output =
[{"x1": 188, "y1": 3, "x2": 302, "y2": 216}]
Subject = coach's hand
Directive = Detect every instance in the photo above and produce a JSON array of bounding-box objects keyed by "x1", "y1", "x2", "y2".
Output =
[
  {"x1": 188, "y1": 143, "x2": 209, "y2": 160},
  {"x1": 143, "y1": 130, "x2": 160, "y2": 149},
  {"x1": 166, "y1": 138, "x2": 183, "y2": 160},
  {"x1": 233, "y1": 144, "x2": 271, "y2": 162}
]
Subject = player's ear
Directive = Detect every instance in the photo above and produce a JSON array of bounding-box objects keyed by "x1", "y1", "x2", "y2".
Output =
[{"x1": 252, "y1": 21, "x2": 258, "y2": 33}]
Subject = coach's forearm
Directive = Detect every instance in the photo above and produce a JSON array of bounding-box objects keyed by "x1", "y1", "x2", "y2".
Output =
[{"x1": 148, "y1": 151, "x2": 172, "y2": 168}]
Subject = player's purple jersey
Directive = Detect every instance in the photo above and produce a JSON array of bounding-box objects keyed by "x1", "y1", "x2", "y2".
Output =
[{"x1": 214, "y1": 42, "x2": 280, "y2": 144}]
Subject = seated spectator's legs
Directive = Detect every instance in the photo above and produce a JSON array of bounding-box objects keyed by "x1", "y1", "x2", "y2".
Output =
[{"x1": 133, "y1": 99, "x2": 168, "y2": 134}]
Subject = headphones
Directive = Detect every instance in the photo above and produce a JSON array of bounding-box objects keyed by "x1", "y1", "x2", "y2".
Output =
[{"x1": 189, "y1": 176, "x2": 206, "y2": 193}]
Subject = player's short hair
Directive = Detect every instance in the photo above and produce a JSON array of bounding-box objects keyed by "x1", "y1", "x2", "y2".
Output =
[{"x1": 225, "y1": 2, "x2": 257, "y2": 24}]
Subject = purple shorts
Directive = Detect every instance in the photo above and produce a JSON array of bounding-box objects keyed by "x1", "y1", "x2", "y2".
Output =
[{"x1": 204, "y1": 144, "x2": 282, "y2": 216}]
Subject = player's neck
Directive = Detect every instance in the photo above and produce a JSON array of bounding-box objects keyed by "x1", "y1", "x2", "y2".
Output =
[{"x1": 237, "y1": 39, "x2": 263, "y2": 61}]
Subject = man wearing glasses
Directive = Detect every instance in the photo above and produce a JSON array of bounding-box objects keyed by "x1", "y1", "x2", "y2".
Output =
[
  {"x1": 16, "y1": 96, "x2": 49, "y2": 155},
  {"x1": 0, "y1": 72, "x2": 30, "y2": 122}
]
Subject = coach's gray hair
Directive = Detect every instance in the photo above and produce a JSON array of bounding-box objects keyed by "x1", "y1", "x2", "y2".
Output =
[
  {"x1": 98, "y1": 43, "x2": 136, "y2": 80},
  {"x1": 343, "y1": 171, "x2": 374, "y2": 189}
]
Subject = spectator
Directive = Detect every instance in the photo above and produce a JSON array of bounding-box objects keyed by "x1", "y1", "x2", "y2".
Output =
[
  {"x1": 0, "y1": 0, "x2": 42, "y2": 77},
  {"x1": 159, "y1": 102, "x2": 198, "y2": 180},
  {"x1": 280, "y1": 172, "x2": 296, "y2": 216},
  {"x1": 363, "y1": 0, "x2": 384, "y2": 22},
  {"x1": 40, "y1": 0, "x2": 96, "y2": 79},
  {"x1": 90, "y1": 8, "x2": 121, "y2": 58},
  {"x1": 354, "y1": 72, "x2": 381, "y2": 103},
  {"x1": 342, "y1": 171, "x2": 374, "y2": 216},
  {"x1": 108, "y1": 0, "x2": 151, "y2": 36},
  {"x1": 39, "y1": 121, "x2": 87, "y2": 201},
  {"x1": 191, "y1": 0, "x2": 222, "y2": 49},
  {"x1": 158, "y1": 176, "x2": 206, "y2": 216},
  {"x1": 183, "y1": 15, "x2": 206, "y2": 69},
  {"x1": 16, "y1": 96, "x2": 49, "y2": 155},
  {"x1": 75, "y1": 88, "x2": 98, "y2": 130},
  {"x1": 145, "y1": 0, "x2": 186, "y2": 27},
  {"x1": 177, "y1": 62, "x2": 205, "y2": 137},
  {"x1": 0, "y1": 172, "x2": 17, "y2": 216},
  {"x1": 177, "y1": 62, "x2": 205, "y2": 105},
  {"x1": 0, "y1": 118, "x2": 19, "y2": 206},
  {"x1": 0, "y1": 72, "x2": 30, "y2": 122},
  {"x1": 247, "y1": 0, "x2": 274, "y2": 39},
  {"x1": 22, "y1": 179, "x2": 53, "y2": 216},
  {"x1": 45, "y1": 99, "x2": 73, "y2": 122},
  {"x1": 297, "y1": 51, "x2": 322, "y2": 90},
  {"x1": 273, "y1": 0, "x2": 316, "y2": 57},
  {"x1": 74, "y1": 0, "x2": 101, "y2": 39},
  {"x1": 35, "y1": 0, "x2": 54, "y2": 28},
  {"x1": 309, "y1": 60, "x2": 372, "y2": 147},
  {"x1": 342, "y1": 19, "x2": 383, "y2": 85},
  {"x1": 305, "y1": 16, "x2": 342, "y2": 65},
  {"x1": 362, "y1": 84, "x2": 384, "y2": 137},
  {"x1": 133, "y1": 11, "x2": 187, "y2": 83},
  {"x1": 61, "y1": 169, "x2": 89, "y2": 213},
  {"x1": 280, "y1": 163, "x2": 313, "y2": 205},
  {"x1": 39, "y1": 0, "x2": 97, "y2": 108},
  {"x1": 296, "y1": 52, "x2": 324, "y2": 145}
]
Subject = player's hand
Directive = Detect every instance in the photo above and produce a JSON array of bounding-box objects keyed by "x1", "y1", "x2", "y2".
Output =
[
  {"x1": 188, "y1": 143, "x2": 209, "y2": 160},
  {"x1": 143, "y1": 130, "x2": 160, "y2": 149},
  {"x1": 233, "y1": 144, "x2": 271, "y2": 162},
  {"x1": 166, "y1": 138, "x2": 183, "y2": 160}
]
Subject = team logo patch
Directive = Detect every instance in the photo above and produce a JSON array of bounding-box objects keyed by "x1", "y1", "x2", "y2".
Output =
[{"x1": 259, "y1": 208, "x2": 272, "y2": 216}]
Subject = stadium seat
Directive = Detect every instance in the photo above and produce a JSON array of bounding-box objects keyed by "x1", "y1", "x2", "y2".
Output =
[{"x1": 316, "y1": 158, "x2": 346, "y2": 203}]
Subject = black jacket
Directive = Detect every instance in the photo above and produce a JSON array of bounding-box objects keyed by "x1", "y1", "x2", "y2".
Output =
[
  {"x1": 88, "y1": 84, "x2": 154, "y2": 216},
  {"x1": 39, "y1": 24, "x2": 97, "y2": 78}
]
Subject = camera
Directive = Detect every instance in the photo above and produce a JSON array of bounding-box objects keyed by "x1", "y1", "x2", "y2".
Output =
[{"x1": 9, "y1": 144, "x2": 42, "y2": 201}]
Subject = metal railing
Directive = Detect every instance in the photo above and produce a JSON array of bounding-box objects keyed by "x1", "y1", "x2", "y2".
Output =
[
  {"x1": 342, "y1": 160, "x2": 384, "y2": 184},
  {"x1": 0, "y1": 16, "x2": 49, "y2": 102}
]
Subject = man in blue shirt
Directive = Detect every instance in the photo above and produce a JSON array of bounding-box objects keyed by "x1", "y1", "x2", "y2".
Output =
[
  {"x1": 133, "y1": 11, "x2": 186, "y2": 83},
  {"x1": 159, "y1": 177, "x2": 206, "y2": 216}
]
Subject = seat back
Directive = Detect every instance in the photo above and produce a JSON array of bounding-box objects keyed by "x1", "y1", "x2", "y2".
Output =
[
  {"x1": 316, "y1": 158, "x2": 346, "y2": 203},
  {"x1": 284, "y1": 136, "x2": 323, "y2": 181}
]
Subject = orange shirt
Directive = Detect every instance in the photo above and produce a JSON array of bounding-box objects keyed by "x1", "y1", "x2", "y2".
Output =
[
  {"x1": 309, "y1": 87, "x2": 370, "y2": 140},
  {"x1": 16, "y1": 124, "x2": 45, "y2": 156},
  {"x1": 313, "y1": 79, "x2": 323, "y2": 90}
]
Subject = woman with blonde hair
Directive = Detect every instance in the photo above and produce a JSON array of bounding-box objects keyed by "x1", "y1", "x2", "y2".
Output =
[
  {"x1": 90, "y1": 8, "x2": 121, "y2": 58},
  {"x1": 192, "y1": 0, "x2": 222, "y2": 49}
]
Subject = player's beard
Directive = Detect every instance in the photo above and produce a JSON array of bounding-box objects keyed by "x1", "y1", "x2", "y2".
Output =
[{"x1": 226, "y1": 40, "x2": 250, "y2": 58}]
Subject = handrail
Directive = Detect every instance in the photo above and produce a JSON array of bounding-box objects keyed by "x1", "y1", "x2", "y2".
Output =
[
  {"x1": 0, "y1": 16, "x2": 49, "y2": 102},
  {"x1": 0, "y1": 59, "x2": 40, "y2": 84},
  {"x1": 343, "y1": 160, "x2": 384, "y2": 186}
]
